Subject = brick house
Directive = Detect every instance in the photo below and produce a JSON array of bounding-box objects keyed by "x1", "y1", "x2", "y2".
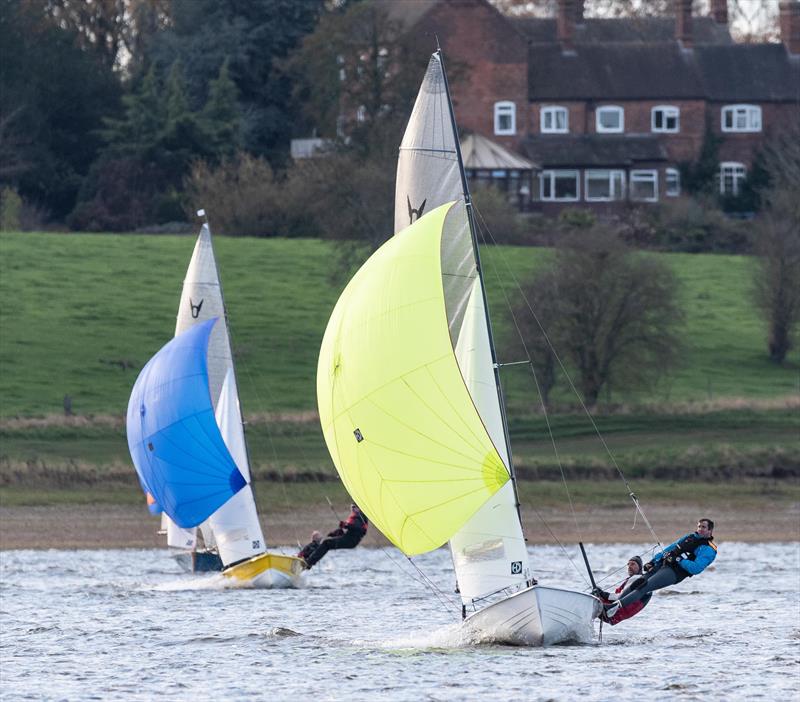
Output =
[{"x1": 394, "y1": 0, "x2": 800, "y2": 214}]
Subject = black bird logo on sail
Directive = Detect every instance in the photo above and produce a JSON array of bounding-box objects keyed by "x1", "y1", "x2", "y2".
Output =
[
  {"x1": 407, "y1": 195, "x2": 427, "y2": 224},
  {"x1": 190, "y1": 298, "x2": 204, "y2": 319}
]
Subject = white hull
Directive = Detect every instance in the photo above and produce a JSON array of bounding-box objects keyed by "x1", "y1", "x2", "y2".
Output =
[{"x1": 462, "y1": 585, "x2": 601, "y2": 646}]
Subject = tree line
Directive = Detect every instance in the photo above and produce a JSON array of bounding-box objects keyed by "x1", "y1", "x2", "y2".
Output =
[{"x1": 1, "y1": 0, "x2": 797, "y2": 378}]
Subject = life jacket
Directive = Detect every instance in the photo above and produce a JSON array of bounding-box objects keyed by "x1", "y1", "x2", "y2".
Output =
[
  {"x1": 343, "y1": 510, "x2": 368, "y2": 535},
  {"x1": 666, "y1": 534, "x2": 716, "y2": 580}
]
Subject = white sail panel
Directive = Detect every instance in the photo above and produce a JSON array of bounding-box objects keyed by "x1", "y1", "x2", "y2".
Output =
[
  {"x1": 166, "y1": 519, "x2": 197, "y2": 550},
  {"x1": 394, "y1": 54, "x2": 461, "y2": 235},
  {"x1": 450, "y1": 482, "x2": 530, "y2": 602},
  {"x1": 207, "y1": 368, "x2": 265, "y2": 566},
  {"x1": 450, "y1": 279, "x2": 529, "y2": 601},
  {"x1": 175, "y1": 223, "x2": 235, "y2": 408},
  {"x1": 214, "y1": 367, "x2": 251, "y2": 483}
]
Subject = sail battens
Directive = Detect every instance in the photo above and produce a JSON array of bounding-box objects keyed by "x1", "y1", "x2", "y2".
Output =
[{"x1": 398, "y1": 147, "x2": 457, "y2": 155}]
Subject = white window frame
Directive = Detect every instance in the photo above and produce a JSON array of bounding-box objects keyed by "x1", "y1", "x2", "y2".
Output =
[
  {"x1": 494, "y1": 101, "x2": 516, "y2": 136},
  {"x1": 652, "y1": 105, "x2": 680, "y2": 133},
  {"x1": 540, "y1": 170, "x2": 580, "y2": 202},
  {"x1": 719, "y1": 162, "x2": 746, "y2": 196},
  {"x1": 596, "y1": 105, "x2": 624, "y2": 133},
  {"x1": 540, "y1": 106, "x2": 569, "y2": 134},
  {"x1": 629, "y1": 169, "x2": 659, "y2": 202},
  {"x1": 721, "y1": 104, "x2": 761, "y2": 133},
  {"x1": 665, "y1": 168, "x2": 680, "y2": 197},
  {"x1": 584, "y1": 170, "x2": 626, "y2": 202}
]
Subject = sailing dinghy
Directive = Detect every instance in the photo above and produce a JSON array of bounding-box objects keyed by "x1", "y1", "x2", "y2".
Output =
[
  {"x1": 316, "y1": 51, "x2": 599, "y2": 645},
  {"x1": 128, "y1": 222, "x2": 304, "y2": 588}
]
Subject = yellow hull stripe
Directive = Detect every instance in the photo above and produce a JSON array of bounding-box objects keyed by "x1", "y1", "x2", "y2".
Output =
[{"x1": 222, "y1": 552, "x2": 305, "y2": 581}]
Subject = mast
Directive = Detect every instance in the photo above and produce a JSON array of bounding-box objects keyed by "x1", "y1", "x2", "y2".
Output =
[
  {"x1": 199, "y1": 211, "x2": 260, "y2": 519},
  {"x1": 435, "y1": 48, "x2": 524, "y2": 526}
]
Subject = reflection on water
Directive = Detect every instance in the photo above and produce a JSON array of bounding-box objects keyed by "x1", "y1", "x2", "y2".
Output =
[{"x1": 1, "y1": 543, "x2": 798, "y2": 700}]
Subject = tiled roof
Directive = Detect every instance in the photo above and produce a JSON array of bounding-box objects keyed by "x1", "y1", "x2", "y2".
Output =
[
  {"x1": 528, "y1": 43, "x2": 800, "y2": 101},
  {"x1": 520, "y1": 134, "x2": 668, "y2": 167},
  {"x1": 695, "y1": 44, "x2": 800, "y2": 101},
  {"x1": 511, "y1": 16, "x2": 733, "y2": 45}
]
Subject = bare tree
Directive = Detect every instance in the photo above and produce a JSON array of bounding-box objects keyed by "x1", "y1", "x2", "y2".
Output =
[
  {"x1": 751, "y1": 124, "x2": 800, "y2": 363},
  {"x1": 753, "y1": 189, "x2": 800, "y2": 363},
  {"x1": 515, "y1": 228, "x2": 684, "y2": 407}
]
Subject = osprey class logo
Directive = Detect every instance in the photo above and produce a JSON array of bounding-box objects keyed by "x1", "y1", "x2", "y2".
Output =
[
  {"x1": 407, "y1": 195, "x2": 427, "y2": 224},
  {"x1": 190, "y1": 298, "x2": 204, "y2": 319}
]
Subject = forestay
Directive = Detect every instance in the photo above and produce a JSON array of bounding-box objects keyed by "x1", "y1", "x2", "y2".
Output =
[
  {"x1": 317, "y1": 202, "x2": 509, "y2": 556},
  {"x1": 394, "y1": 53, "x2": 530, "y2": 602}
]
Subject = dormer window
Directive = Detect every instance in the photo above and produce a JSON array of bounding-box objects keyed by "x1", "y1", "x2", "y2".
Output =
[
  {"x1": 721, "y1": 105, "x2": 761, "y2": 132},
  {"x1": 494, "y1": 101, "x2": 516, "y2": 135},
  {"x1": 652, "y1": 106, "x2": 680, "y2": 133},
  {"x1": 541, "y1": 106, "x2": 568, "y2": 133},
  {"x1": 596, "y1": 106, "x2": 624, "y2": 133}
]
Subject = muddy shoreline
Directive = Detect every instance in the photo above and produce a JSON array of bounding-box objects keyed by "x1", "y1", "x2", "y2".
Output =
[{"x1": 2, "y1": 501, "x2": 797, "y2": 550}]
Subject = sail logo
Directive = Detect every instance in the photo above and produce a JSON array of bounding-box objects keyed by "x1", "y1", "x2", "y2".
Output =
[
  {"x1": 407, "y1": 195, "x2": 427, "y2": 224},
  {"x1": 354, "y1": 428, "x2": 364, "y2": 442},
  {"x1": 190, "y1": 298, "x2": 204, "y2": 319},
  {"x1": 511, "y1": 561, "x2": 522, "y2": 575}
]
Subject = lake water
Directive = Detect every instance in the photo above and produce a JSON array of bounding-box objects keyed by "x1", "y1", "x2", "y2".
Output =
[{"x1": 1, "y1": 542, "x2": 798, "y2": 701}]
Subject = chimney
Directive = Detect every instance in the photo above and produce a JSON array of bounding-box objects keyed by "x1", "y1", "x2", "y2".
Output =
[
  {"x1": 710, "y1": 0, "x2": 728, "y2": 24},
  {"x1": 675, "y1": 0, "x2": 693, "y2": 48},
  {"x1": 780, "y1": 1, "x2": 800, "y2": 54},
  {"x1": 557, "y1": 0, "x2": 575, "y2": 51}
]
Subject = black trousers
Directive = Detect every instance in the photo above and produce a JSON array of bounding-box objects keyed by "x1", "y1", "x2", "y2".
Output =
[
  {"x1": 304, "y1": 531, "x2": 363, "y2": 567},
  {"x1": 617, "y1": 565, "x2": 678, "y2": 608}
]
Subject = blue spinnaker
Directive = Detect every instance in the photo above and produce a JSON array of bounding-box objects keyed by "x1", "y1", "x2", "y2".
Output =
[{"x1": 126, "y1": 318, "x2": 246, "y2": 528}]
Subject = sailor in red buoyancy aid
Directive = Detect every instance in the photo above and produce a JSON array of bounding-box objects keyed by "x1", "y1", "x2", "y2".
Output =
[
  {"x1": 302, "y1": 504, "x2": 369, "y2": 569},
  {"x1": 594, "y1": 555, "x2": 652, "y2": 625}
]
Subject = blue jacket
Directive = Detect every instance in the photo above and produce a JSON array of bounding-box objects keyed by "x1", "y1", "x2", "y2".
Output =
[{"x1": 653, "y1": 532, "x2": 717, "y2": 576}]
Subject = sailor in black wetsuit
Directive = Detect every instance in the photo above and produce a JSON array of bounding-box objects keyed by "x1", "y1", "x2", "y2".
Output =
[
  {"x1": 302, "y1": 504, "x2": 369, "y2": 569},
  {"x1": 604, "y1": 518, "x2": 717, "y2": 619},
  {"x1": 297, "y1": 531, "x2": 322, "y2": 560}
]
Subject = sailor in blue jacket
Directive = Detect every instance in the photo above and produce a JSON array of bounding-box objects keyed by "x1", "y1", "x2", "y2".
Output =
[{"x1": 604, "y1": 518, "x2": 717, "y2": 619}]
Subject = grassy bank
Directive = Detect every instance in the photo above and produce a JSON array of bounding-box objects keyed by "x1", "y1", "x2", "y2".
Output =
[
  {"x1": 1, "y1": 231, "x2": 798, "y2": 419},
  {"x1": 1, "y1": 406, "x2": 797, "y2": 500}
]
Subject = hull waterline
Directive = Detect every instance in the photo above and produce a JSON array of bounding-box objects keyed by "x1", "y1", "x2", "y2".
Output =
[
  {"x1": 462, "y1": 585, "x2": 601, "y2": 646},
  {"x1": 222, "y1": 552, "x2": 305, "y2": 589},
  {"x1": 173, "y1": 550, "x2": 224, "y2": 573}
]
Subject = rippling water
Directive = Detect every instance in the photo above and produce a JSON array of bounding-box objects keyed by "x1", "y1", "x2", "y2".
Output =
[{"x1": 1, "y1": 542, "x2": 798, "y2": 700}]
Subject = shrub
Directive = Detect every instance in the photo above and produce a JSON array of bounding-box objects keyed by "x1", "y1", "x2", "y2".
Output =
[
  {"x1": 184, "y1": 153, "x2": 314, "y2": 237},
  {"x1": 0, "y1": 188, "x2": 22, "y2": 230},
  {"x1": 471, "y1": 184, "x2": 529, "y2": 244}
]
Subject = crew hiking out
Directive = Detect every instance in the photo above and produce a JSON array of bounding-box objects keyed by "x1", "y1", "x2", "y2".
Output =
[
  {"x1": 301, "y1": 504, "x2": 368, "y2": 569},
  {"x1": 604, "y1": 518, "x2": 717, "y2": 620}
]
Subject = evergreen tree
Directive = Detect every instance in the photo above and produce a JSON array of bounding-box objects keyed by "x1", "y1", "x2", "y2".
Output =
[{"x1": 200, "y1": 60, "x2": 241, "y2": 160}]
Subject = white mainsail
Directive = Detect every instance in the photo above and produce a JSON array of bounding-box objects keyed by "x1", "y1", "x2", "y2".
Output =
[
  {"x1": 168, "y1": 223, "x2": 265, "y2": 567},
  {"x1": 394, "y1": 53, "x2": 529, "y2": 603}
]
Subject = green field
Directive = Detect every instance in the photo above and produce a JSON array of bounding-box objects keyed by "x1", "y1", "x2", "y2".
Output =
[{"x1": 1, "y1": 231, "x2": 797, "y2": 419}]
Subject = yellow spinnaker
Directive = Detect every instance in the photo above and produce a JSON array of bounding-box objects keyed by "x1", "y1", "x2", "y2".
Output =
[{"x1": 316, "y1": 202, "x2": 509, "y2": 555}]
